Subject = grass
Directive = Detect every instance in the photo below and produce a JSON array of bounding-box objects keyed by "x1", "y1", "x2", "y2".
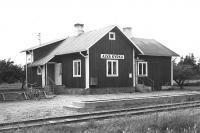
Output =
[{"x1": 3, "y1": 108, "x2": 200, "y2": 133}]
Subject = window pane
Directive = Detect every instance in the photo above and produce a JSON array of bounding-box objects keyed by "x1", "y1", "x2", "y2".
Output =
[
  {"x1": 113, "y1": 61, "x2": 116, "y2": 75},
  {"x1": 108, "y1": 61, "x2": 112, "y2": 75},
  {"x1": 78, "y1": 62, "x2": 81, "y2": 75},
  {"x1": 143, "y1": 63, "x2": 146, "y2": 75},
  {"x1": 110, "y1": 34, "x2": 113, "y2": 39},
  {"x1": 139, "y1": 63, "x2": 142, "y2": 75},
  {"x1": 74, "y1": 62, "x2": 77, "y2": 75}
]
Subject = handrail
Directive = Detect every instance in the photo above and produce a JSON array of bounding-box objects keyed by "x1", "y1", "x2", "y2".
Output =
[{"x1": 47, "y1": 76, "x2": 56, "y2": 85}]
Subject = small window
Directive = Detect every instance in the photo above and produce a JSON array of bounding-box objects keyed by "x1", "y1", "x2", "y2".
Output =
[
  {"x1": 106, "y1": 60, "x2": 118, "y2": 77},
  {"x1": 37, "y1": 66, "x2": 42, "y2": 75},
  {"x1": 73, "y1": 60, "x2": 81, "y2": 77},
  {"x1": 138, "y1": 62, "x2": 148, "y2": 76},
  {"x1": 109, "y1": 32, "x2": 115, "y2": 40}
]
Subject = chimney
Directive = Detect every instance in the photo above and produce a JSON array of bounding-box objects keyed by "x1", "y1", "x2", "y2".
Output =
[
  {"x1": 123, "y1": 27, "x2": 132, "y2": 38},
  {"x1": 74, "y1": 23, "x2": 84, "y2": 36}
]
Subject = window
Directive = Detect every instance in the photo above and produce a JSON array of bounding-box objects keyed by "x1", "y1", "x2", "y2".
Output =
[
  {"x1": 138, "y1": 62, "x2": 148, "y2": 76},
  {"x1": 106, "y1": 60, "x2": 118, "y2": 77},
  {"x1": 73, "y1": 60, "x2": 81, "y2": 77},
  {"x1": 109, "y1": 32, "x2": 115, "y2": 40},
  {"x1": 37, "y1": 66, "x2": 42, "y2": 75}
]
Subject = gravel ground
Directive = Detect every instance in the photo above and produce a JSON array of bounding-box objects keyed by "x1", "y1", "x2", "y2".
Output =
[{"x1": 0, "y1": 96, "x2": 79, "y2": 123}]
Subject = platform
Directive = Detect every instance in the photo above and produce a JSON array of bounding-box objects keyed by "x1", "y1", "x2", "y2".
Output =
[{"x1": 65, "y1": 91, "x2": 200, "y2": 112}]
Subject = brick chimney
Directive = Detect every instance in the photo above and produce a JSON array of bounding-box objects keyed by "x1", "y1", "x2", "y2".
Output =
[
  {"x1": 123, "y1": 27, "x2": 132, "y2": 38},
  {"x1": 74, "y1": 23, "x2": 84, "y2": 36}
]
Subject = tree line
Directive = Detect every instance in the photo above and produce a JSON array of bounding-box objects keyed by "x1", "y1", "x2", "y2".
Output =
[{"x1": 0, "y1": 59, "x2": 24, "y2": 84}]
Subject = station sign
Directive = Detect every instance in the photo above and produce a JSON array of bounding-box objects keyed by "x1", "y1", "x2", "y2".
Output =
[{"x1": 101, "y1": 54, "x2": 124, "y2": 60}]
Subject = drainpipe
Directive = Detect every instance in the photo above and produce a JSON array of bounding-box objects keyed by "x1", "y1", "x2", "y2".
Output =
[
  {"x1": 79, "y1": 51, "x2": 89, "y2": 89},
  {"x1": 25, "y1": 50, "x2": 32, "y2": 88}
]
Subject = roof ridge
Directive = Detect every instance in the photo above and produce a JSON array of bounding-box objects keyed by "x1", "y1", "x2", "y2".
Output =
[{"x1": 22, "y1": 25, "x2": 117, "y2": 52}]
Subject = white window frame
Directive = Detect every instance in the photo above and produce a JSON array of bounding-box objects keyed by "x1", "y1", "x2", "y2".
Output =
[
  {"x1": 73, "y1": 59, "x2": 81, "y2": 77},
  {"x1": 106, "y1": 60, "x2": 118, "y2": 77},
  {"x1": 37, "y1": 66, "x2": 42, "y2": 75},
  {"x1": 138, "y1": 61, "x2": 148, "y2": 77},
  {"x1": 109, "y1": 32, "x2": 115, "y2": 40}
]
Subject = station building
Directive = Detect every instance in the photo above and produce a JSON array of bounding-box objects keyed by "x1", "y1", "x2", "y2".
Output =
[{"x1": 22, "y1": 24, "x2": 178, "y2": 92}]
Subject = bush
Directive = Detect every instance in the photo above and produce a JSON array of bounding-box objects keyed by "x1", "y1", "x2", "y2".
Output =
[{"x1": 0, "y1": 59, "x2": 24, "y2": 84}]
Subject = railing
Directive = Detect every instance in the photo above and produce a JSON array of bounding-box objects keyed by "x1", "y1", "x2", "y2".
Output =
[{"x1": 138, "y1": 77, "x2": 154, "y2": 91}]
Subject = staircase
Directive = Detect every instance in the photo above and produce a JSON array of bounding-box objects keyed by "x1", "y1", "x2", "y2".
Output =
[
  {"x1": 136, "y1": 84, "x2": 152, "y2": 92},
  {"x1": 136, "y1": 77, "x2": 154, "y2": 92}
]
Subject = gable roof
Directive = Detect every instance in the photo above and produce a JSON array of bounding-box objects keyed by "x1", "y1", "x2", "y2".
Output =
[
  {"x1": 30, "y1": 25, "x2": 122, "y2": 66},
  {"x1": 25, "y1": 25, "x2": 179, "y2": 67},
  {"x1": 131, "y1": 37, "x2": 179, "y2": 57}
]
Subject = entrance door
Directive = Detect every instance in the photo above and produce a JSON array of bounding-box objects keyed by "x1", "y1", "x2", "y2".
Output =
[{"x1": 54, "y1": 63, "x2": 62, "y2": 85}]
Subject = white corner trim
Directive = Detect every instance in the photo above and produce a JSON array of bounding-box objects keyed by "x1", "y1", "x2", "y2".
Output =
[
  {"x1": 171, "y1": 58, "x2": 173, "y2": 86},
  {"x1": 85, "y1": 51, "x2": 89, "y2": 89},
  {"x1": 133, "y1": 49, "x2": 136, "y2": 87}
]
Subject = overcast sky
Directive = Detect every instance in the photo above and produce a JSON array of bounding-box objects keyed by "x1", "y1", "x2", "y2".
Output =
[{"x1": 0, "y1": 0, "x2": 200, "y2": 65}]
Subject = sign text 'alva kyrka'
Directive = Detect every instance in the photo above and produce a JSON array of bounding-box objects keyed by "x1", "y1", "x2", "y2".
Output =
[{"x1": 100, "y1": 54, "x2": 124, "y2": 60}]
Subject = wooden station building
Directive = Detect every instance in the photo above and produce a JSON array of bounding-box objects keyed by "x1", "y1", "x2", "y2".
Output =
[{"x1": 22, "y1": 24, "x2": 178, "y2": 91}]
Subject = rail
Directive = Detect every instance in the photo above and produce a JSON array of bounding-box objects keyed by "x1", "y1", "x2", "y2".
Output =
[{"x1": 1, "y1": 100, "x2": 200, "y2": 131}]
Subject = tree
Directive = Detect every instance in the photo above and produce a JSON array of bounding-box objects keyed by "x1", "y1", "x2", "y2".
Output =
[
  {"x1": 0, "y1": 59, "x2": 25, "y2": 85},
  {"x1": 173, "y1": 64, "x2": 194, "y2": 89}
]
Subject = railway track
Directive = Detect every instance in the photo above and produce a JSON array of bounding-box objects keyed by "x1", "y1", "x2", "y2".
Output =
[{"x1": 1, "y1": 100, "x2": 200, "y2": 131}]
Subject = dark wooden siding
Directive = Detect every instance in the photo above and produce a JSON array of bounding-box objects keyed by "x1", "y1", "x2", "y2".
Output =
[
  {"x1": 89, "y1": 27, "x2": 133, "y2": 88},
  {"x1": 27, "y1": 67, "x2": 42, "y2": 86},
  {"x1": 137, "y1": 55, "x2": 171, "y2": 90},
  {"x1": 33, "y1": 41, "x2": 62, "y2": 61},
  {"x1": 57, "y1": 53, "x2": 85, "y2": 88}
]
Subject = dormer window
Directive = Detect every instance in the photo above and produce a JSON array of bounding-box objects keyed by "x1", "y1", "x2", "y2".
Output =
[{"x1": 109, "y1": 32, "x2": 115, "y2": 40}]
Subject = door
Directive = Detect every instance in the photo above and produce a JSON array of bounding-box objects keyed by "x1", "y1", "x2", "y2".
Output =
[
  {"x1": 55, "y1": 63, "x2": 62, "y2": 85},
  {"x1": 42, "y1": 65, "x2": 46, "y2": 87}
]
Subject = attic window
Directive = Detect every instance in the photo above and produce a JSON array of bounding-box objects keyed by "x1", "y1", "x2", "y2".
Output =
[{"x1": 109, "y1": 32, "x2": 115, "y2": 40}]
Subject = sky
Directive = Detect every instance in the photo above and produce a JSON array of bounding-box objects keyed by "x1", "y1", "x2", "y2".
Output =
[{"x1": 0, "y1": 0, "x2": 200, "y2": 65}]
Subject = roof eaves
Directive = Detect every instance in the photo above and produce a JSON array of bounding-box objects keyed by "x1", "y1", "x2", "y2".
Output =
[
  {"x1": 21, "y1": 38, "x2": 66, "y2": 53},
  {"x1": 55, "y1": 49, "x2": 88, "y2": 56},
  {"x1": 116, "y1": 27, "x2": 144, "y2": 54},
  {"x1": 138, "y1": 53, "x2": 179, "y2": 57}
]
